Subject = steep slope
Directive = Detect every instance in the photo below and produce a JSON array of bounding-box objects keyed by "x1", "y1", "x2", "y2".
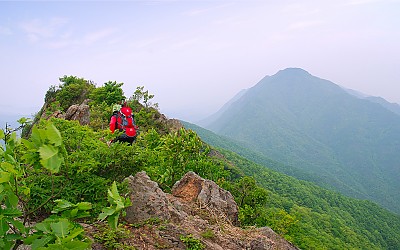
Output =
[
  {"x1": 343, "y1": 87, "x2": 400, "y2": 116},
  {"x1": 182, "y1": 121, "x2": 400, "y2": 249},
  {"x1": 182, "y1": 120, "x2": 324, "y2": 182},
  {"x1": 364, "y1": 96, "x2": 400, "y2": 116},
  {"x1": 197, "y1": 88, "x2": 248, "y2": 127},
  {"x1": 203, "y1": 68, "x2": 400, "y2": 213}
]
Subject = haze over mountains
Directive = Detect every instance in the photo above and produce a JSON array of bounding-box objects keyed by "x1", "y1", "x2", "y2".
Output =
[{"x1": 199, "y1": 68, "x2": 400, "y2": 214}]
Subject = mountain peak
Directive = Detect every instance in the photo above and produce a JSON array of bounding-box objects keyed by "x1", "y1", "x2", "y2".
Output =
[
  {"x1": 276, "y1": 67, "x2": 311, "y2": 76},
  {"x1": 265, "y1": 68, "x2": 313, "y2": 84},
  {"x1": 204, "y1": 68, "x2": 400, "y2": 214}
]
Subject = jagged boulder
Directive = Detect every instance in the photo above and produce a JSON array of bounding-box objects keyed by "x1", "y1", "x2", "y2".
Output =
[
  {"x1": 124, "y1": 171, "x2": 239, "y2": 225},
  {"x1": 64, "y1": 99, "x2": 90, "y2": 125},
  {"x1": 154, "y1": 112, "x2": 183, "y2": 132},
  {"x1": 119, "y1": 171, "x2": 299, "y2": 250},
  {"x1": 124, "y1": 171, "x2": 186, "y2": 224},
  {"x1": 39, "y1": 99, "x2": 90, "y2": 125},
  {"x1": 167, "y1": 118, "x2": 183, "y2": 132},
  {"x1": 172, "y1": 171, "x2": 239, "y2": 226}
]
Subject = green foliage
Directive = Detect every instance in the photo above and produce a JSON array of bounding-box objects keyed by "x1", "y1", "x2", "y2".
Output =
[
  {"x1": 142, "y1": 128, "x2": 229, "y2": 192},
  {"x1": 130, "y1": 86, "x2": 158, "y2": 109},
  {"x1": 93, "y1": 223, "x2": 135, "y2": 250},
  {"x1": 134, "y1": 217, "x2": 163, "y2": 227},
  {"x1": 0, "y1": 120, "x2": 92, "y2": 249},
  {"x1": 185, "y1": 120, "x2": 400, "y2": 249},
  {"x1": 98, "y1": 181, "x2": 132, "y2": 229},
  {"x1": 89, "y1": 81, "x2": 124, "y2": 106},
  {"x1": 200, "y1": 229, "x2": 215, "y2": 239},
  {"x1": 2, "y1": 117, "x2": 32, "y2": 145},
  {"x1": 180, "y1": 234, "x2": 205, "y2": 250},
  {"x1": 219, "y1": 148, "x2": 400, "y2": 250},
  {"x1": 24, "y1": 217, "x2": 91, "y2": 250},
  {"x1": 89, "y1": 101, "x2": 113, "y2": 131},
  {"x1": 25, "y1": 198, "x2": 94, "y2": 250},
  {"x1": 54, "y1": 76, "x2": 95, "y2": 112},
  {"x1": 51, "y1": 199, "x2": 92, "y2": 220}
]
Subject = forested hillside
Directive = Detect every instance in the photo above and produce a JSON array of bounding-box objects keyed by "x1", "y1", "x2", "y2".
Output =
[
  {"x1": 1, "y1": 75, "x2": 400, "y2": 249},
  {"x1": 203, "y1": 68, "x2": 400, "y2": 214},
  {"x1": 183, "y1": 121, "x2": 400, "y2": 249}
]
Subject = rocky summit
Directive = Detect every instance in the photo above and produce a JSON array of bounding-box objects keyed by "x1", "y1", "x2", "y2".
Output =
[{"x1": 87, "y1": 171, "x2": 299, "y2": 250}]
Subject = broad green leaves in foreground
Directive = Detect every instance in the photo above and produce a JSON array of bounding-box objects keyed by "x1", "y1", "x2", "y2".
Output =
[
  {"x1": 98, "y1": 181, "x2": 131, "y2": 229},
  {"x1": 0, "y1": 121, "x2": 90, "y2": 249}
]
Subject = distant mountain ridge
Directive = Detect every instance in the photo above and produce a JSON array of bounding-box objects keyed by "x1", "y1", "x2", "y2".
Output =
[
  {"x1": 197, "y1": 88, "x2": 248, "y2": 127},
  {"x1": 201, "y1": 68, "x2": 400, "y2": 214},
  {"x1": 342, "y1": 87, "x2": 400, "y2": 116}
]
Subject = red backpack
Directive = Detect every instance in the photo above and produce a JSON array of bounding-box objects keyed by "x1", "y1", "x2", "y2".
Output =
[{"x1": 114, "y1": 106, "x2": 137, "y2": 137}]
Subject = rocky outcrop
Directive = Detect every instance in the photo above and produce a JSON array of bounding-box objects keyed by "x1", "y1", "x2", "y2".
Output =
[
  {"x1": 153, "y1": 112, "x2": 183, "y2": 132},
  {"x1": 40, "y1": 99, "x2": 90, "y2": 125},
  {"x1": 63, "y1": 99, "x2": 90, "y2": 125},
  {"x1": 172, "y1": 171, "x2": 238, "y2": 226},
  {"x1": 167, "y1": 118, "x2": 183, "y2": 132},
  {"x1": 124, "y1": 171, "x2": 186, "y2": 224},
  {"x1": 119, "y1": 171, "x2": 300, "y2": 250}
]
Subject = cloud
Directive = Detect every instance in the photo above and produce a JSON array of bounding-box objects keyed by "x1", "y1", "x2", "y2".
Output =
[
  {"x1": 82, "y1": 28, "x2": 117, "y2": 45},
  {"x1": 19, "y1": 16, "x2": 119, "y2": 50},
  {"x1": 19, "y1": 17, "x2": 68, "y2": 42}
]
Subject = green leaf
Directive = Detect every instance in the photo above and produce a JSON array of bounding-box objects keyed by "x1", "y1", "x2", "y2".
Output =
[
  {"x1": 4, "y1": 154, "x2": 16, "y2": 165},
  {"x1": 38, "y1": 144, "x2": 57, "y2": 161},
  {"x1": 107, "y1": 214, "x2": 119, "y2": 230},
  {"x1": 109, "y1": 181, "x2": 121, "y2": 201},
  {"x1": 64, "y1": 241, "x2": 91, "y2": 249},
  {"x1": 5, "y1": 232, "x2": 23, "y2": 241},
  {"x1": 0, "y1": 171, "x2": 11, "y2": 183},
  {"x1": 50, "y1": 219, "x2": 70, "y2": 238},
  {"x1": 97, "y1": 207, "x2": 115, "y2": 221},
  {"x1": 9, "y1": 218, "x2": 26, "y2": 232},
  {"x1": 46, "y1": 123, "x2": 62, "y2": 147},
  {"x1": 31, "y1": 235, "x2": 55, "y2": 250},
  {"x1": 52, "y1": 199, "x2": 74, "y2": 213},
  {"x1": 124, "y1": 197, "x2": 132, "y2": 207},
  {"x1": 35, "y1": 221, "x2": 52, "y2": 234},
  {"x1": 38, "y1": 145, "x2": 62, "y2": 173},
  {"x1": 61, "y1": 227, "x2": 84, "y2": 243},
  {"x1": 24, "y1": 234, "x2": 40, "y2": 245},
  {"x1": 21, "y1": 138, "x2": 36, "y2": 150},
  {"x1": 48, "y1": 240, "x2": 90, "y2": 250},
  {"x1": 76, "y1": 202, "x2": 92, "y2": 211},
  {"x1": 8, "y1": 192, "x2": 19, "y2": 208},
  {"x1": 0, "y1": 129, "x2": 4, "y2": 140},
  {"x1": 0, "y1": 238, "x2": 12, "y2": 250},
  {"x1": 30, "y1": 126, "x2": 42, "y2": 148},
  {"x1": 3, "y1": 208, "x2": 23, "y2": 217},
  {"x1": 70, "y1": 208, "x2": 78, "y2": 218},
  {"x1": 0, "y1": 218, "x2": 10, "y2": 235},
  {"x1": 1, "y1": 162, "x2": 17, "y2": 174}
]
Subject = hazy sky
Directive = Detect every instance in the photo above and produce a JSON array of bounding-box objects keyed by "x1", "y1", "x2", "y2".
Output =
[{"x1": 1, "y1": 0, "x2": 399, "y2": 122}]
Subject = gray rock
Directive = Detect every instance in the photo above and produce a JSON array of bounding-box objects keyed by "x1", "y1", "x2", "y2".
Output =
[
  {"x1": 124, "y1": 171, "x2": 172, "y2": 224},
  {"x1": 64, "y1": 99, "x2": 90, "y2": 125},
  {"x1": 172, "y1": 171, "x2": 239, "y2": 226},
  {"x1": 123, "y1": 171, "x2": 188, "y2": 225}
]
